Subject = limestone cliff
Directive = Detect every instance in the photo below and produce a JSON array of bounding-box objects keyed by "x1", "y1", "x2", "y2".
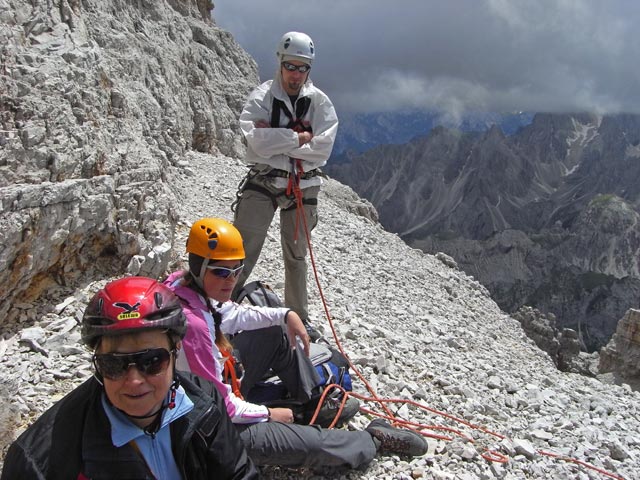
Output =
[
  {"x1": 0, "y1": 0, "x2": 257, "y2": 322},
  {"x1": 599, "y1": 308, "x2": 640, "y2": 390}
]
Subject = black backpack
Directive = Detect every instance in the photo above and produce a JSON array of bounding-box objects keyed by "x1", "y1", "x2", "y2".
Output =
[
  {"x1": 233, "y1": 281, "x2": 354, "y2": 424},
  {"x1": 234, "y1": 280, "x2": 284, "y2": 308}
]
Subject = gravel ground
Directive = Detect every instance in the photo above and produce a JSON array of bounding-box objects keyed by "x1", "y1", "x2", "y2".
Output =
[{"x1": 1, "y1": 151, "x2": 639, "y2": 480}]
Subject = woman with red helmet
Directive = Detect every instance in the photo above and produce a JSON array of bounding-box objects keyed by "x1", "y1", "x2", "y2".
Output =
[{"x1": 1, "y1": 276, "x2": 257, "y2": 480}]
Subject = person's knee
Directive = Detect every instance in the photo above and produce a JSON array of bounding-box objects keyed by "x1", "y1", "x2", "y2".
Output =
[
  {"x1": 233, "y1": 326, "x2": 290, "y2": 360},
  {"x1": 234, "y1": 325, "x2": 286, "y2": 346}
]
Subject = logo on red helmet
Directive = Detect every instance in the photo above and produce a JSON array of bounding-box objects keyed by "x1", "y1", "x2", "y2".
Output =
[{"x1": 113, "y1": 301, "x2": 141, "y2": 320}]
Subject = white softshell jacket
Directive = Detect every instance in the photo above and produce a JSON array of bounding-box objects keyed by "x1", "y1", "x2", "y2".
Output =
[{"x1": 239, "y1": 75, "x2": 339, "y2": 189}]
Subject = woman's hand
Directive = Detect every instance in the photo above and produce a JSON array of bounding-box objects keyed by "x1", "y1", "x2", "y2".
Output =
[
  {"x1": 268, "y1": 407, "x2": 295, "y2": 423},
  {"x1": 285, "y1": 311, "x2": 310, "y2": 356}
]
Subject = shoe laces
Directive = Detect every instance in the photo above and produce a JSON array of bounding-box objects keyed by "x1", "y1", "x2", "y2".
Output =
[{"x1": 374, "y1": 431, "x2": 415, "y2": 455}]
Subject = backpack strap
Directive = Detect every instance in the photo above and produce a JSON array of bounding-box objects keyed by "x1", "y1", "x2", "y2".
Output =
[
  {"x1": 270, "y1": 98, "x2": 284, "y2": 128},
  {"x1": 233, "y1": 280, "x2": 283, "y2": 308},
  {"x1": 127, "y1": 440, "x2": 155, "y2": 477},
  {"x1": 271, "y1": 97, "x2": 312, "y2": 132},
  {"x1": 294, "y1": 97, "x2": 312, "y2": 125}
]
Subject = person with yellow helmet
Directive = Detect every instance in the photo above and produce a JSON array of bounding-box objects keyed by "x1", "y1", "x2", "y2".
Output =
[
  {"x1": 166, "y1": 217, "x2": 320, "y2": 417},
  {"x1": 163, "y1": 218, "x2": 428, "y2": 470}
]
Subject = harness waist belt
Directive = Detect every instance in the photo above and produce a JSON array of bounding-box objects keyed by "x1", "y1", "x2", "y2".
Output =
[
  {"x1": 243, "y1": 182, "x2": 318, "y2": 211},
  {"x1": 264, "y1": 168, "x2": 322, "y2": 180}
]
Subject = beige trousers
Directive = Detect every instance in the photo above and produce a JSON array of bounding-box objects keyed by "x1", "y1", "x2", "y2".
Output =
[{"x1": 233, "y1": 182, "x2": 319, "y2": 320}]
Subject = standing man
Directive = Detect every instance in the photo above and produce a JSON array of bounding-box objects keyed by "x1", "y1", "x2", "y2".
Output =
[{"x1": 232, "y1": 31, "x2": 338, "y2": 339}]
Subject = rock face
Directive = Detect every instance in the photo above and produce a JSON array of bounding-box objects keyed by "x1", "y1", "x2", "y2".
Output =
[
  {"x1": 512, "y1": 305, "x2": 598, "y2": 375},
  {"x1": 326, "y1": 114, "x2": 640, "y2": 351},
  {"x1": 0, "y1": 0, "x2": 257, "y2": 324},
  {"x1": 599, "y1": 308, "x2": 640, "y2": 389}
]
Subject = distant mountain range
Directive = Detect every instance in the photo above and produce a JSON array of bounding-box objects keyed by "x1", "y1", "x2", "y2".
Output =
[
  {"x1": 326, "y1": 113, "x2": 640, "y2": 351},
  {"x1": 331, "y1": 110, "x2": 534, "y2": 158}
]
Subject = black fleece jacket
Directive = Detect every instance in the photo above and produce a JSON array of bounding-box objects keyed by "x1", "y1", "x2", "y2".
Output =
[{"x1": 1, "y1": 372, "x2": 258, "y2": 480}]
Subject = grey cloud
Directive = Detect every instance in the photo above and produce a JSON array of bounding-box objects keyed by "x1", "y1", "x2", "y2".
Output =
[{"x1": 214, "y1": 0, "x2": 640, "y2": 115}]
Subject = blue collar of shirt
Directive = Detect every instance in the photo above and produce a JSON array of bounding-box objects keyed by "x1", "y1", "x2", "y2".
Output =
[{"x1": 102, "y1": 384, "x2": 194, "y2": 447}]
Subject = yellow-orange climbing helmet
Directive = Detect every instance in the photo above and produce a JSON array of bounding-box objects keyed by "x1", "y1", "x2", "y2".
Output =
[{"x1": 186, "y1": 217, "x2": 245, "y2": 261}]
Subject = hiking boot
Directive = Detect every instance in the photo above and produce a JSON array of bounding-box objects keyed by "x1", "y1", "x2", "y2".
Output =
[
  {"x1": 302, "y1": 318, "x2": 323, "y2": 342},
  {"x1": 365, "y1": 419, "x2": 428, "y2": 457},
  {"x1": 296, "y1": 395, "x2": 361, "y2": 428},
  {"x1": 311, "y1": 396, "x2": 361, "y2": 427}
]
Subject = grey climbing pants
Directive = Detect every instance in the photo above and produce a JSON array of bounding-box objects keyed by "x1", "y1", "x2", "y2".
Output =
[
  {"x1": 237, "y1": 421, "x2": 377, "y2": 469},
  {"x1": 231, "y1": 325, "x2": 320, "y2": 402}
]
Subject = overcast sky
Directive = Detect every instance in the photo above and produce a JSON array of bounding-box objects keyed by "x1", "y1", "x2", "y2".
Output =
[{"x1": 213, "y1": 0, "x2": 640, "y2": 119}]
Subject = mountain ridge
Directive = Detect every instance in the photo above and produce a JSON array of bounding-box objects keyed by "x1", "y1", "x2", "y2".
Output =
[
  {"x1": 325, "y1": 113, "x2": 640, "y2": 350},
  {"x1": 331, "y1": 110, "x2": 534, "y2": 157}
]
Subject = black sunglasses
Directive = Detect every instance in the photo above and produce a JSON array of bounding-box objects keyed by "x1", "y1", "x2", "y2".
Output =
[
  {"x1": 282, "y1": 62, "x2": 311, "y2": 73},
  {"x1": 93, "y1": 348, "x2": 173, "y2": 380}
]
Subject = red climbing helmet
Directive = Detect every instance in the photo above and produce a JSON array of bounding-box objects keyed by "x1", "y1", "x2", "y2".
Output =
[{"x1": 81, "y1": 276, "x2": 186, "y2": 348}]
